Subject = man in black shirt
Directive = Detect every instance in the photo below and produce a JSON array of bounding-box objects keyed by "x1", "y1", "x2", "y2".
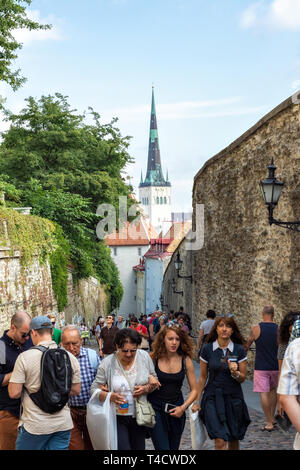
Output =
[
  {"x1": 0, "y1": 311, "x2": 32, "y2": 449},
  {"x1": 99, "y1": 315, "x2": 119, "y2": 358}
]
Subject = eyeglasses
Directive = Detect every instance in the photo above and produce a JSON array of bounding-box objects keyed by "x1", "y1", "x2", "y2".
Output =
[
  {"x1": 21, "y1": 332, "x2": 30, "y2": 338},
  {"x1": 51, "y1": 322, "x2": 55, "y2": 325},
  {"x1": 121, "y1": 349, "x2": 137, "y2": 354}
]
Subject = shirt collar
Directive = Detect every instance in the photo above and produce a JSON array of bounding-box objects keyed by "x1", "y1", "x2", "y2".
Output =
[
  {"x1": 78, "y1": 347, "x2": 87, "y2": 358},
  {"x1": 213, "y1": 340, "x2": 234, "y2": 352}
]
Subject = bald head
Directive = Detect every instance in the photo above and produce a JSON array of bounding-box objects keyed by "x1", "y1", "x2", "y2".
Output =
[
  {"x1": 11, "y1": 312, "x2": 31, "y2": 328},
  {"x1": 8, "y1": 312, "x2": 31, "y2": 346}
]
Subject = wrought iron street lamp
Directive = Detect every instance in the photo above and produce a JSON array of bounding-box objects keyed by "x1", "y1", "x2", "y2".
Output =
[
  {"x1": 174, "y1": 252, "x2": 193, "y2": 283},
  {"x1": 261, "y1": 158, "x2": 300, "y2": 232},
  {"x1": 159, "y1": 293, "x2": 168, "y2": 309},
  {"x1": 171, "y1": 278, "x2": 183, "y2": 296}
]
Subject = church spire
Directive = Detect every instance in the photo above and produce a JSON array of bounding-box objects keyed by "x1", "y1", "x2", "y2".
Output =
[{"x1": 139, "y1": 87, "x2": 170, "y2": 188}]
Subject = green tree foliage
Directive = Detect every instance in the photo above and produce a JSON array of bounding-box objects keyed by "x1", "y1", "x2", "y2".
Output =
[
  {"x1": 0, "y1": 94, "x2": 133, "y2": 312},
  {"x1": 0, "y1": 0, "x2": 51, "y2": 90}
]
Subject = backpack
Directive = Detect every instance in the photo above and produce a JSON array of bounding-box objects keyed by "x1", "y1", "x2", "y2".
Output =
[{"x1": 27, "y1": 345, "x2": 73, "y2": 414}]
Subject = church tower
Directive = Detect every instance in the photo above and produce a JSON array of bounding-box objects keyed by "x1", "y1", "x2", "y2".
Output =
[{"x1": 139, "y1": 87, "x2": 171, "y2": 235}]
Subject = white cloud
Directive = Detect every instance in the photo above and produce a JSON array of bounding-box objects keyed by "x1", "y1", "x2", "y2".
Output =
[
  {"x1": 101, "y1": 97, "x2": 265, "y2": 122},
  {"x1": 13, "y1": 10, "x2": 63, "y2": 45},
  {"x1": 240, "y1": 0, "x2": 300, "y2": 31}
]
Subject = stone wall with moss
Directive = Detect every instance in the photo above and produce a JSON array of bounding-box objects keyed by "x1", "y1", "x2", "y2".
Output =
[
  {"x1": 64, "y1": 271, "x2": 107, "y2": 326},
  {"x1": 0, "y1": 207, "x2": 107, "y2": 333},
  {"x1": 163, "y1": 236, "x2": 193, "y2": 325},
  {"x1": 192, "y1": 94, "x2": 300, "y2": 371}
]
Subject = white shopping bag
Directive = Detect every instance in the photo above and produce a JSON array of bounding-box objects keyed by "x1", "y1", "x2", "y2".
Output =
[
  {"x1": 86, "y1": 390, "x2": 117, "y2": 450},
  {"x1": 189, "y1": 406, "x2": 208, "y2": 450}
]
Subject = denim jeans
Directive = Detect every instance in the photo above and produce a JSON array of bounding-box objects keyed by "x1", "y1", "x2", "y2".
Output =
[
  {"x1": 150, "y1": 409, "x2": 186, "y2": 450},
  {"x1": 16, "y1": 425, "x2": 71, "y2": 450}
]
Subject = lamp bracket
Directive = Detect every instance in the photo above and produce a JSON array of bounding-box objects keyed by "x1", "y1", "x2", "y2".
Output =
[{"x1": 268, "y1": 205, "x2": 300, "y2": 232}]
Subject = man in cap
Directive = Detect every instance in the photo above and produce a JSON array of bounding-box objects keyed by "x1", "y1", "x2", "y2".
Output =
[
  {"x1": 8, "y1": 316, "x2": 80, "y2": 450},
  {"x1": 0, "y1": 311, "x2": 32, "y2": 449}
]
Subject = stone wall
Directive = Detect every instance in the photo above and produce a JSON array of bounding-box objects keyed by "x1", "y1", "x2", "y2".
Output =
[
  {"x1": 163, "y1": 237, "x2": 193, "y2": 328},
  {"x1": 64, "y1": 271, "x2": 107, "y2": 326},
  {"x1": 0, "y1": 246, "x2": 57, "y2": 334},
  {"x1": 192, "y1": 94, "x2": 300, "y2": 355},
  {"x1": 0, "y1": 219, "x2": 107, "y2": 333}
]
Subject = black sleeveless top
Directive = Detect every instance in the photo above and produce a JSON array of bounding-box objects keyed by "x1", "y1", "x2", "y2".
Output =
[
  {"x1": 148, "y1": 358, "x2": 186, "y2": 408},
  {"x1": 255, "y1": 323, "x2": 278, "y2": 371}
]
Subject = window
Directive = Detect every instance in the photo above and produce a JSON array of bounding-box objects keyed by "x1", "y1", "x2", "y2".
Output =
[
  {"x1": 160, "y1": 197, "x2": 163, "y2": 204},
  {"x1": 164, "y1": 197, "x2": 167, "y2": 204},
  {"x1": 156, "y1": 197, "x2": 159, "y2": 204},
  {"x1": 113, "y1": 247, "x2": 117, "y2": 256},
  {"x1": 138, "y1": 247, "x2": 142, "y2": 256}
]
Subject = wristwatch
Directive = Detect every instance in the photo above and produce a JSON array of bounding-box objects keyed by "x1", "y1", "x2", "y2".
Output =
[{"x1": 233, "y1": 371, "x2": 241, "y2": 379}]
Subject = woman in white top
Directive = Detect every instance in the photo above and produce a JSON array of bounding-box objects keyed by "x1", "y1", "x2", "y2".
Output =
[{"x1": 90, "y1": 328, "x2": 159, "y2": 450}]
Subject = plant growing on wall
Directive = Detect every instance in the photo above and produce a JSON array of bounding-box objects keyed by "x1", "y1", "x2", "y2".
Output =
[
  {"x1": 0, "y1": 205, "x2": 70, "y2": 311},
  {"x1": 0, "y1": 93, "x2": 130, "y2": 311}
]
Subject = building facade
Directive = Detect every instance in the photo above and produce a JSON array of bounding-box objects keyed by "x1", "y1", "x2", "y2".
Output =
[{"x1": 106, "y1": 216, "x2": 157, "y2": 318}]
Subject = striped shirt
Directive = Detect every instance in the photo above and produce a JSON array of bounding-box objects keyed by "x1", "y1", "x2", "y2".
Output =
[
  {"x1": 69, "y1": 347, "x2": 100, "y2": 407},
  {"x1": 277, "y1": 337, "x2": 300, "y2": 450},
  {"x1": 278, "y1": 338, "x2": 300, "y2": 396}
]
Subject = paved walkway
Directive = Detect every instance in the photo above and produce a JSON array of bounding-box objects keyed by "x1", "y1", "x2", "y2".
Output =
[{"x1": 85, "y1": 339, "x2": 295, "y2": 450}]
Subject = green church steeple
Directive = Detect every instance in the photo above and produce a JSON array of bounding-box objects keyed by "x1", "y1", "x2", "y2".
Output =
[{"x1": 139, "y1": 87, "x2": 171, "y2": 188}]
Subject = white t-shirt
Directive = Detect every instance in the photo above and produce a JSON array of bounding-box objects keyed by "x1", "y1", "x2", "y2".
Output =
[
  {"x1": 10, "y1": 340, "x2": 80, "y2": 435},
  {"x1": 112, "y1": 358, "x2": 137, "y2": 417},
  {"x1": 200, "y1": 319, "x2": 215, "y2": 335}
]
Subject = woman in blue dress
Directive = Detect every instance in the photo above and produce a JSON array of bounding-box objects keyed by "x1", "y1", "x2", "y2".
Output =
[{"x1": 192, "y1": 316, "x2": 250, "y2": 450}]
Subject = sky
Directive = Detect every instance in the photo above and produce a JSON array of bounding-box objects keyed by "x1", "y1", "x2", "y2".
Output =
[{"x1": 2, "y1": 0, "x2": 300, "y2": 212}]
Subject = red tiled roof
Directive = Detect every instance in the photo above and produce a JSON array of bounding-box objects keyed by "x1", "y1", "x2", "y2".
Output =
[
  {"x1": 105, "y1": 216, "x2": 158, "y2": 246},
  {"x1": 144, "y1": 221, "x2": 192, "y2": 258}
]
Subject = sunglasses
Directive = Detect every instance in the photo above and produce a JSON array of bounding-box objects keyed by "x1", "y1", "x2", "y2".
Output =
[
  {"x1": 21, "y1": 332, "x2": 30, "y2": 338},
  {"x1": 121, "y1": 349, "x2": 137, "y2": 354}
]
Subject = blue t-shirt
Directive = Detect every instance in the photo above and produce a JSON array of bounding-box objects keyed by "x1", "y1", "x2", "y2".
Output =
[{"x1": 200, "y1": 341, "x2": 247, "y2": 389}]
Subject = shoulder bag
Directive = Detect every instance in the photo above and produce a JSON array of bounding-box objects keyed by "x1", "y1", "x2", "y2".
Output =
[{"x1": 116, "y1": 357, "x2": 156, "y2": 428}]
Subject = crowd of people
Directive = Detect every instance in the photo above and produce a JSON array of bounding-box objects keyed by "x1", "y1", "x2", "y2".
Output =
[{"x1": 0, "y1": 305, "x2": 299, "y2": 451}]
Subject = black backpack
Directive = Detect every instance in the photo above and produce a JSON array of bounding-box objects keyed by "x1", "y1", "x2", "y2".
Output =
[{"x1": 27, "y1": 345, "x2": 73, "y2": 414}]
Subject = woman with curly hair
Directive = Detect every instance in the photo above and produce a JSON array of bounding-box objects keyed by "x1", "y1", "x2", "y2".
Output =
[
  {"x1": 148, "y1": 324, "x2": 197, "y2": 450},
  {"x1": 192, "y1": 316, "x2": 250, "y2": 450}
]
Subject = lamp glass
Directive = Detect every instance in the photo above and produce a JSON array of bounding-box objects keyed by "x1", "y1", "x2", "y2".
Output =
[
  {"x1": 260, "y1": 180, "x2": 283, "y2": 205},
  {"x1": 175, "y1": 253, "x2": 183, "y2": 271}
]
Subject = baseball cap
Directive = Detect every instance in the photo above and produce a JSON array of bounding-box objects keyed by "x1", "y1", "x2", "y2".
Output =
[{"x1": 30, "y1": 316, "x2": 53, "y2": 331}]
